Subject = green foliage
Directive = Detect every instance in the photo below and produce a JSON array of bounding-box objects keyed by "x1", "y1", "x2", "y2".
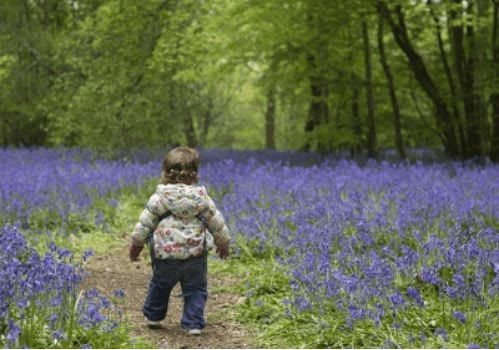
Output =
[{"x1": 0, "y1": 0, "x2": 497, "y2": 157}]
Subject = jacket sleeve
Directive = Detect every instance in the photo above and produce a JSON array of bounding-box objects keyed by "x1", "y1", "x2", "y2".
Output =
[
  {"x1": 200, "y1": 195, "x2": 231, "y2": 248},
  {"x1": 131, "y1": 192, "x2": 169, "y2": 247}
]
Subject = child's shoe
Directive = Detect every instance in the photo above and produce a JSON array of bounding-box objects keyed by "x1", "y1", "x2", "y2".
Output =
[
  {"x1": 181, "y1": 325, "x2": 202, "y2": 335},
  {"x1": 186, "y1": 328, "x2": 202, "y2": 335},
  {"x1": 145, "y1": 317, "x2": 164, "y2": 329}
]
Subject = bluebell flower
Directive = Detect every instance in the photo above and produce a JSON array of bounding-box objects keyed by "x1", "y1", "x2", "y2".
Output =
[
  {"x1": 52, "y1": 331, "x2": 67, "y2": 340},
  {"x1": 406, "y1": 286, "x2": 424, "y2": 306},
  {"x1": 388, "y1": 292, "x2": 405, "y2": 307},
  {"x1": 85, "y1": 289, "x2": 100, "y2": 298},
  {"x1": 113, "y1": 289, "x2": 125, "y2": 298},
  {"x1": 382, "y1": 339, "x2": 399, "y2": 348},
  {"x1": 452, "y1": 311, "x2": 467, "y2": 323},
  {"x1": 294, "y1": 296, "x2": 311, "y2": 311},
  {"x1": 57, "y1": 248, "x2": 72, "y2": 259},
  {"x1": 445, "y1": 286, "x2": 460, "y2": 299},
  {"x1": 434, "y1": 328, "x2": 449, "y2": 341},
  {"x1": 49, "y1": 295, "x2": 63, "y2": 307},
  {"x1": 420, "y1": 268, "x2": 440, "y2": 286},
  {"x1": 49, "y1": 314, "x2": 59, "y2": 328},
  {"x1": 16, "y1": 298, "x2": 28, "y2": 309},
  {"x1": 6, "y1": 320, "x2": 21, "y2": 344},
  {"x1": 100, "y1": 296, "x2": 111, "y2": 308},
  {"x1": 82, "y1": 250, "x2": 94, "y2": 262}
]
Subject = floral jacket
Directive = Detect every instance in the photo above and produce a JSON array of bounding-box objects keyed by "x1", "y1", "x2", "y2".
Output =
[{"x1": 131, "y1": 183, "x2": 231, "y2": 260}]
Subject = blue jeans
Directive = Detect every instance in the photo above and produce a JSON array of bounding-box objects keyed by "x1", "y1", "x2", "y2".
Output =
[{"x1": 143, "y1": 254, "x2": 208, "y2": 329}]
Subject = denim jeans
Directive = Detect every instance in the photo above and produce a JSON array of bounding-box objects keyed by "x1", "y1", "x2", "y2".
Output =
[{"x1": 143, "y1": 254, "x2": 208, "y2": 330}]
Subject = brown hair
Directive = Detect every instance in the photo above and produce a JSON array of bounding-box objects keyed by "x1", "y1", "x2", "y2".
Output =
[{"x1": 159, "y1": 147, "x2": 200, "y2": 185}]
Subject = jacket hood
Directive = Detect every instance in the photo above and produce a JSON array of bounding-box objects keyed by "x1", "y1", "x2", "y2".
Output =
[{"x1": 156, "y1": 183, "x2": 207, "y2": 218}]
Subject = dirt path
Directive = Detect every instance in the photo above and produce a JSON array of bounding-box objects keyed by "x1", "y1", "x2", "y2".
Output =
[{"x1": 83, "y1": 235, "x2": 253, "y2": 349}]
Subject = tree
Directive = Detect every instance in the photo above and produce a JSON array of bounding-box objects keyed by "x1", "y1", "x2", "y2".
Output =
[
  {"x1": 363, "y1": 19, "x2": 377, "y2": 158},
  {"x1": 378, "y1": 15, "x2": 406, "y2": 159},
  {"x1": 376, "y1": 1, "x2": 459, "y2": 157},
  {"x1": 491, "y1": 0, "x2": 499, "y2": 161}
]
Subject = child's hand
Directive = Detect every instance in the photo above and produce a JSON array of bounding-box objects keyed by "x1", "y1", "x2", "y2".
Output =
[
  {"x1": 129, "y1": 245, "x2": 143, "y2": 262},
  {"x1": 216, "y1": 244, "x2": 230, "y2": 260}
]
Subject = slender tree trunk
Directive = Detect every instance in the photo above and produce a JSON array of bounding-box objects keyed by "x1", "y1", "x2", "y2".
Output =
[
  {"x1": 184, "y1": 114, "x2": 198, "y2": 148},
  {"x1": 475, "y1": 0, "x2": 490, "y2": 158},
  {"x1": 378, "y1": 16, "x2": 405, "y2": 159},
  {"x1": 376, "y1": 1, "x2": 459, "y2": 157},
  {"x1": 449, "y1": 0, "x2": 481, "y2": 158},
  {"x1": 265, "y1": 86, "x2": 276, "y2": 149},
  {"x1": 1, "y1": 118, "x2": 8, "y2": 146},
  {"x1": 351, "y1": 73, "x2": 362, "y2": 155},
  {"x1": 304, "y1": 53, "x2": 329, "y2": 151},
  {"x1": 428, "y1": 0, "x2": 467, "y2": 155},
  {"x1": 491, "y1": 0, "x2": 499, "y2": 161},
  {"x1": 200, "y1": 110, "x2": 212, "y2": 147},
  {"x1": 362, "y1": 21, "x2": 377, "y2": 158}
]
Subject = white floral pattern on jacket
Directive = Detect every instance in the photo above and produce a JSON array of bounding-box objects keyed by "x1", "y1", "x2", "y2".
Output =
[{"x1": 131, "y1": 183, "x2": 230, "y2": 259}]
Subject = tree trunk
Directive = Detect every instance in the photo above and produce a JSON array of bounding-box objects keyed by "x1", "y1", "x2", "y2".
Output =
[
  {"x1": 304, "y1": 53, "x2": 329, "y2": 151},
  {"x1": 200, "y1": 112, "x2": 211, "y2": 147},
  {"x1": 449, "y1": 0, "x2": 481, "y2": 158},
  {"x1": 428, "y1": 0, "x2": 467, "y2": 155},
  {"x1": 363, "y1": 21, "x2": 377, "y2": 158},
  {"x1": 351, "y1": 76, "x2": 362, "y2": 156},
  {"x1": 475, "y1": 0, "x2": 490, "y2": 158},
  {"x1": 378, "y1": 16, "x2": 405, "y2": 159},
  {"x1": 184, "y1": 114, "x2": 198, "y2": 148},
  {"x1": 265, "y1": 86, "x2": 276, "y2": 149},
  {"x1": 491, "y1": 0, "x2": 499, "y2": 161},
  {"x1": 376, "y1": 1, "x2": 459, "y2": 157}
]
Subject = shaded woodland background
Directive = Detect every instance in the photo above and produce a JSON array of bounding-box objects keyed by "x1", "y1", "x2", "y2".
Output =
[{"x1": 1, "y1": 0, "x2": 499, "y2": 160}]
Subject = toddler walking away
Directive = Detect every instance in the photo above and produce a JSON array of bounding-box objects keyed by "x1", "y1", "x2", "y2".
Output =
[{"x1": 128, "y1": 147, "x2": 231, "y2": 335}]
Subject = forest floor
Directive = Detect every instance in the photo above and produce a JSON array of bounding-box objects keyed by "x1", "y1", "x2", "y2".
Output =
[{"x1": 82, "y1": 233, "x2": 253, "y2": 349}]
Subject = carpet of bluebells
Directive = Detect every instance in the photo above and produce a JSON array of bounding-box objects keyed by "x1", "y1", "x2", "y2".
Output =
[
  {"x1": 0, "y1": 148, "x2": 153, "y2": 348},
  {"x1": 206, "y1": 158, "x2": 499, "y2": 347},
  {"x1": 0, "y1": 148, "x2": 157, "y2": 230},
  {"x1": 1, "y1": 147, "x2": 498, "y2": 348}
]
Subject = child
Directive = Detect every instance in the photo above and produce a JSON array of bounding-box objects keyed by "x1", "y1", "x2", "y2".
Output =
[{"x1": 128, "y1": 147, "x2": 230, "y2": 335}]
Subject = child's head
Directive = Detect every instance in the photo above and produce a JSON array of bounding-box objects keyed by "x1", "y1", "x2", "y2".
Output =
[{"x1": 160, "y1": 147, "x2": 200, "y2": 185}]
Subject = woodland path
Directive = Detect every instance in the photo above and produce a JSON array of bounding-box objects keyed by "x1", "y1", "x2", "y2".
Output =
[{"x1": 83, "y1": 234, "x2": 253, "y2": 349}]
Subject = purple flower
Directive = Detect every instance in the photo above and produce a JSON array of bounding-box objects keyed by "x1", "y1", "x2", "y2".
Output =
[
  {"x1": 49, "y1": 314, "x2": 59, "y2": 328},
  {"x1": 52, "y1": 331, "x2": 67, "y2": 340},
  {"x1": 467, "y1": 344, "x2": 480, "y2": 349},
  {"x1": 388, "y1": 292, "x2": 405, "y2": 307},
  {"x1": 6, "y1": 320, "x2": 20, "y2": 344},
  {"x1": 382, "y1": 339, "x2": 399, "y2": 348},
  {"x1": 406, "y1": 286, "x2": 424, "y2": 306},
  {"x1": 420, "y1": 268, "x2": 440, "y2": 285},
  {"x1": 348, "y1": 303, "x2": 364, "y2": 321},
  {"x1": 113, "y1": 289, "x2": 125, "y2": 298},
  {"x1": 453, "y1": 273, "x2": 466, "y2": 289},
  {"x1": 452, "y1": 311, "x2": 467, "y2": 323},
  {"x1": 294, "y1": 296, "x2": 311, "y2": 311},
  {"x1": 82, "y1": 250, "x2": 94, "y2": 262},
  {"x1": 446, "y1": 286, "x2": 460, "y2": 299},
  {"x1": 16, "y1": 298, "x2": 28, "y2": 309},
  {"x1": 434, "y1": 328, "x2": 449, "y2": 341}
]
